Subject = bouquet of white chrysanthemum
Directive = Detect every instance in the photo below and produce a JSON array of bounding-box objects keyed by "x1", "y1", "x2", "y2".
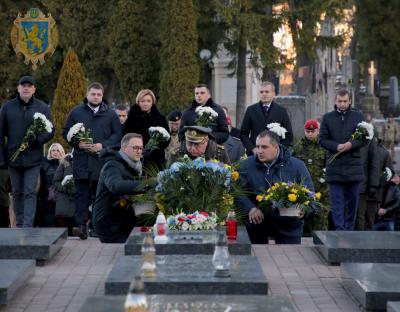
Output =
[
  {"x1": 145, "y1": 127, "x2": 170, "y2": 153},
  {"x1": 10, "y1": 113, "x2": 53, "y2": 162},
  {"x1": 267, "y1": 122, "x2": 287, "y2": 139},
  {"x1": 66, "y1": 123, "x2": 93, "y2": 144},
  {"x1": 61, "y1": 174, "x2": 75, "y2": 191},
  {"x1": 328, "y1": 121, "x2": 374, "y2": 164},
  {"x1": 195, "y1": 106, "x2": 218, "y2": 127},
  {"x1": 351, "y1": 122, "x2": 374, "y2": 141},
  {"x1": 383, "y1": 167, "x2": 393, "y2": 182}
]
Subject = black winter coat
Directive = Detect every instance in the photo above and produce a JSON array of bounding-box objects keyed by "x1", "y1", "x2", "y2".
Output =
[
  {"x1": 0, "y1": 95, "x2": 54, "y2": 167},
  {"x1": 380, "y1": 182, "x2": 400, "y2": 219},
  {"x1": 319, "y1": 107, "x2": 366, "y2": 183},
  {"x1": 359, "y1": 137, "x2": 380, "y2": 194},
  {"x1": 92, "y1": 148, "x2": 143, "y2": 243},
  {"x1": 123, "y1": 104, "x2": 169, "y2": 170},
  {"x1": 178, "y1": 98, "x2": 229, "y2": 144},
  {"x1": 53, "y1": 155, "x2": 75, "y2": 217},
  {"x1": 62, "y1": 100, "x2": 122, "y2": 180},
  {"x1": 240, "y1": 101, "x2": 293, "y2": 153}
]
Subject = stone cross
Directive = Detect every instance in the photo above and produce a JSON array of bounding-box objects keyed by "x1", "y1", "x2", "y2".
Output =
[{"x1": 368, "y1": 61, "x2": 376, "y2": 96}]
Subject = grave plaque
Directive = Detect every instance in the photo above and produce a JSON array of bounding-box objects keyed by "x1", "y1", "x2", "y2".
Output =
[
  {"x1": 105, "y1": 255, "x2": 268, "y2": 295},
  {"x1": 0, "y1": 228, "x2": 67, "y2": 261},
  {"x1": 388, "y1": 301, "x2": 400, "y2": 312},
  {"x1": 341, "y1": 263, "x2": 400, "y2": 311},
  {"x1": 0, "y1": 259, "x2": 35, "y2": 304},
  {"x1": 79, "y1": 295, "x2": 296, "y2": 312},
  {"x1": 125, "y1": 227, "x2": 251, "y2": 255},
  {"x1": 313, "y1": 231, "x2": 400, "y2": 264}
]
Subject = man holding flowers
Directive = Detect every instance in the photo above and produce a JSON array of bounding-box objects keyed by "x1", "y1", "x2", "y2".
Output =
[
  {"x1": 319, "y1": 89, "x2": 367, "y2": 231},
  {"x1": 0, "y1": 76, "x2": 54, "y2": 227},
  {"x1": 236, "y1": 128, "x2": 314, "y2": 244}
]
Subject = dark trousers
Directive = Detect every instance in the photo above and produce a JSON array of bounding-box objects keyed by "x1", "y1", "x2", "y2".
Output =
[
  {"x1": 8, "y1": 165, "x2": 40, "y2": 227},
  {"x1": 74, "y1": 179, "x2": 97, "y2": 226},
  {"x1": 329, "y1": 181, "x2": 360, "y2": 231},
  {"x1": 356, "y1": 193, "x2": 379, "y2": 230}
]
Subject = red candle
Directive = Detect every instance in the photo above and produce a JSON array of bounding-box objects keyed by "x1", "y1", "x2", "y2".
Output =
[{"x1": 226, "y1": 220, "x2": 237, "y2": 240}]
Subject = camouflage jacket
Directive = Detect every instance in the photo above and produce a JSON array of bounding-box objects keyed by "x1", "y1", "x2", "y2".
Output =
[
  {"x1": 167, "y1": 139, "x2": 230, "y2": 166},
  {"x1": 293, "y1": 138, "x2": 327, "y2": 195}
]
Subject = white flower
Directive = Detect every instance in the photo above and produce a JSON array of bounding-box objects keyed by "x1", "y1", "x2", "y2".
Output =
[
  {"x1": 318, "y1": 177, "x2": 325, "y2": 183},
  {"x1": 181, "y1": 222, "x2": 189, "y2": 231},
  {"x1": 66, "y1": 123, "x2": 84, "y2": 142},
  {"x1": 195, "y1": 106, "x2": 218, "y2": 118},
  {"x1": 358, "y1": 121, "x2": 374, "y2": 140},
  {"x1": 61, "y1": 175, "x2": 74, "y2": 186},
  {"x1": 267, "y1": 122, "x2": 287, "y2": 139},
  {"x1": 149, "y1": 126, "x2": 171, "y2": 140},
  {"x1": 384, "y1": 167, "x2": 393, "y2": 182},
  {"x1": 33, "y1": 112, "x2": 53, "y2": 133}
]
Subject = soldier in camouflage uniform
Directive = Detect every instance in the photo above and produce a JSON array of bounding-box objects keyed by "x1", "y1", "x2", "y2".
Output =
[
  {"x1": 293, "y1": 119, "x2": 329, "y2": 235},
  {"x1": 165, "y1": 110, "x2": 182, "y2": 165},
  {"x1": 168, "y1": 125, "x2": 230, "y2": 166},
  {"x1": 382, "y1": 116, "x2": 400, "y2": 162}
]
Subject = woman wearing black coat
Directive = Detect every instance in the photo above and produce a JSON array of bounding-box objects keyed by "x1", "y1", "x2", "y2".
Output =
[{"x1": 123, "y1": 89, "x2": 170, "y2": 171}]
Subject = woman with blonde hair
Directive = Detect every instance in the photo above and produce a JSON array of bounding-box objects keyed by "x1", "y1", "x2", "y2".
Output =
[
  {"x1": 123, "y1": 89, "x2": 170, "y2": 171},
  {"x1": 36, "y1": 143, "x2": 66, "y2": 226}
]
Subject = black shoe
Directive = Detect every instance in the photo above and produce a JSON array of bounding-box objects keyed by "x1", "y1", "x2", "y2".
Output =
[{"x1": 73, "y1": 225, "x2": 88, "y2": 240}]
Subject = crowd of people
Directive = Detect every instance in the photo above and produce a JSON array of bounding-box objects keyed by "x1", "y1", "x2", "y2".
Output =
[{"x1": 0, "y1": 75, "x2": 399, "y2": 245}]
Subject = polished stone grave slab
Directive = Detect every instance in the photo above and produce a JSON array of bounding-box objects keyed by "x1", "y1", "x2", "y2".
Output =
[
  {"x1": 341, "y1": 263, "x2": 400, "y2": 311},
  {"x1": 125, "y1": 227, "x2": 251, "y2": 255},
  {"x1": 79, "y1": 295, "x2": 295, "y2": 312},
  {"x1": 105, "y1": 255, "x2": 268, "y2": 295},
  {"x1": 388, "y1": 302, "x2": 400, "y2": 312},
  {"x1": 0, "y1": 228, "x2": 67, "y2": 261},
  {"x1": 313, "y1": 231, "x2": 400, "y2": 264},
  {"x1": 0, "y1": 259, "x2": 35, "y2": 305}
]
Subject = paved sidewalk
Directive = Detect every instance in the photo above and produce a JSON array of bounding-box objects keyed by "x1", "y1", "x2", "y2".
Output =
[{"x1": 1, "y1": 237, "x2": 362, "y2": 312}]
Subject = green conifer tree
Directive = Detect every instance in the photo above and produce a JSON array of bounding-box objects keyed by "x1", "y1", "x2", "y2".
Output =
[
  {"x1": 158, "y1": 0, "x2": 200, "y2": 113},
  {"x1": 51, "y1": 48, "x2": 87, "y2": 150},
  {"x1": 108, "y1": 0, "x2": 161, "y2": 104}
]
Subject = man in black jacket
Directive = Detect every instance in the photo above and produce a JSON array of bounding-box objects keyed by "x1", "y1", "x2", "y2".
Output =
[
  {"x1": 240, "y1": 81, "x2": 293, "y2": 155},
  {"x1": 0, "y1": 76, "x2": 54, "y2": 227},
  {"x1": 93, "y1": 133, "x2": 148, "y2": 243},
  {"x1": 319, "y1": 89, "x2": 367, "y2": 231},
  {"x1": 63, "y1": 82, "x2": 122, "y2": 239},
  {"x1": 178, "y1": 84, "x2": 228, "y2": 144}
]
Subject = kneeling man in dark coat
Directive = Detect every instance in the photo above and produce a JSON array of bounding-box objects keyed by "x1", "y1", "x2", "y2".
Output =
[
  {"x1": 236, "y1": 130, "x2": 314, "y2": 244},
  {"x1": 93, "y1": 133, "x2": 149, "y2": 243}
]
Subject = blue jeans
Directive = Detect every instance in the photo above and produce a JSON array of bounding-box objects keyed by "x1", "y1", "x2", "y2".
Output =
[
  {"x1": 8, "y1": 165, "x2": 40, "y2": 227},
  {"x1": 373, "y1": 219, "x2": 395, "y2": 231},
  {"x1": 329, "y1": 182, "x2": 360, "y2": 231}
]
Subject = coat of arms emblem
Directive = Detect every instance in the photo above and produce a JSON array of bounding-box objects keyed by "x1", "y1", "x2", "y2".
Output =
[{"x1": 10, "y1": 8, "x2": 59, "y2": 70}]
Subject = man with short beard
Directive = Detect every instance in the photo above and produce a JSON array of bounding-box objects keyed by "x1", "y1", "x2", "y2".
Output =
[{"x1": 63, "y1": 82, "x2": 122, "y2": 239}]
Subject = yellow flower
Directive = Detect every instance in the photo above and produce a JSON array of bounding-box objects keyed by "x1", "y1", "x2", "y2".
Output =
[
  {"x1": 256, "y1": 195, "x2": 263, "y2": 202},
  {"x1": 304, "y1": 201, "x2": 310, "y2": 205},
  {"x1": 281, "y1": 182, "x2": 287, "y2": 186},
  {"x1": 315, "y1": 192, "x2": 321, "y2": 200},
  {"x1": 266, "y1": 194, "x2": 271, "y2": 200},
  {"x1": 224, "y1": 164, "x2": 231, "y2": 169},
  {"x1": 301, "y1": 187, "x2": 310, "y2": 193},
  {"x1": 231, "y1": 171, "x2": 239, "y2": 181},
  {"x1": 274, "y1": 182, "x2": 279, "y2": 187},
  {"x1": 211, "y1": 159, "x2": 219, "y2": 163},
  {"x1": 288, "y1": 193, "x2": 297, "y2": 202},
  {"x1": 290, "y1": 188, "x2": 298, "y2": 194}
]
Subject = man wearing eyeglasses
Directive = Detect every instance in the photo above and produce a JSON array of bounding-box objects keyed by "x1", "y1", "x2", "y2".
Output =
[
  {"x1": 168, "y1": 126, "x2": 230, "y2": 166},
  {"x1": 240, "y1": 81, "x2": 293, "y2": 155},
  {"x1": 93, "y1": 133, "x2": 154, "y2": 243}
]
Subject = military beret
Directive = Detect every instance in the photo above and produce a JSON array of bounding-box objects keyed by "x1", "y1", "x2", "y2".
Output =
[
  {"x1": 184, "y1": 126, "x2": 212, "y2": 143},
  {"x1": 169, "y1": 110, "x2": 182, "y2": 121},
  {"x1": 304, "y1": 119, "x2": 319, "y2": 130}
]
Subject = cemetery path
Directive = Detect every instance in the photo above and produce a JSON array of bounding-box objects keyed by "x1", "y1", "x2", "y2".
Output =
[{"x1": 1, "y1": 237, "x2": 362, "y2": 312}]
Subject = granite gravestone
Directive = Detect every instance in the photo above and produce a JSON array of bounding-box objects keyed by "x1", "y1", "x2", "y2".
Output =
[
  {"x1": 79, "y1": 295, "x2": 296, "y2": 312},
  {"x1": 388, "y1": 301, "x2": 400, "y2": 312},
  {"x1": 0, "y1": 228, "x2": 67, "y2": 262},
  {"x1": 105, "y1": 255, "x2": 268, "y2": 295},
  {"x1": 313, "y1": 231, "x2": 400, "y2": 264},
  {"x1": 341, "y1": 262, "x2": 400, "y2": 311},
  {"x1": 0, "y1": 259, "x2": 35, "y2": 304},
  {"x1": 389, "y1": 76, "x2": 399, "y2": 109},
  {"x1": 125, "y1": 227, "x2": 251, "y2": 255}
]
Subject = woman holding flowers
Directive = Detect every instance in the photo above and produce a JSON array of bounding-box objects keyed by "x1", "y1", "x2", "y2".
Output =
[
  {"x1": 123, "y1": 89, "x2": 170, "y2": 171},
  {"x1": 236, "y1": 129, "x2": 314, "y2": 244}
]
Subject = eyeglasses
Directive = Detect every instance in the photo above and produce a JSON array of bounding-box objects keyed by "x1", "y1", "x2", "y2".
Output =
[{"x1": 127, "y1": 146, "x2": 143, "y2": 151}]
